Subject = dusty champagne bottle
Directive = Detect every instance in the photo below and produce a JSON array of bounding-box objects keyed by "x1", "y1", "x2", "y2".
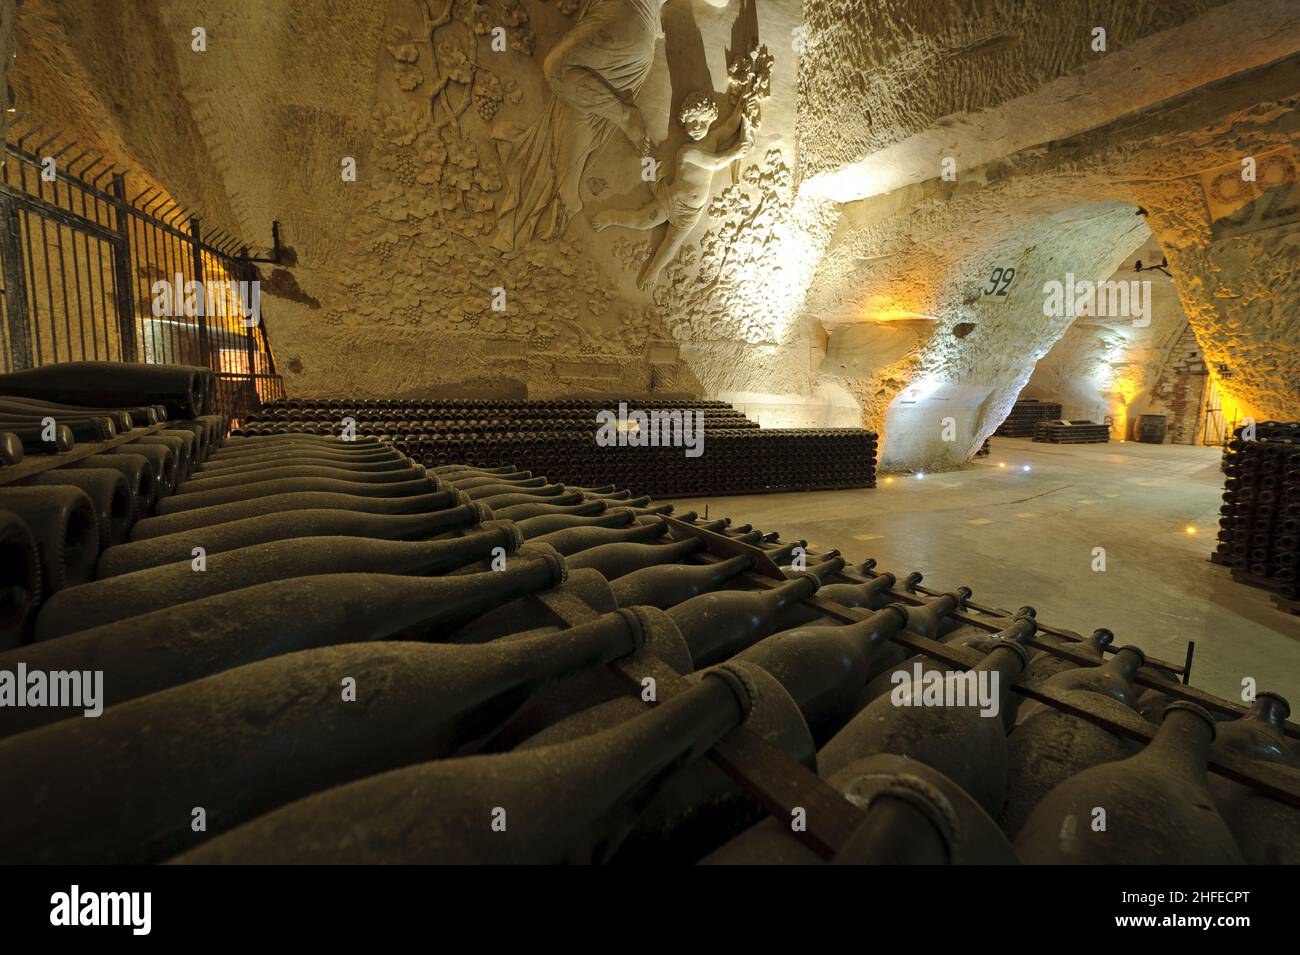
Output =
[
  {"x1": 567, "y1": 536, "x2": 703, "y2": 580},
  {"x1": 0, "y1": 486, "x2": 100, "y2": 596},
  {"x1": 1207, "y1": 692, "x2": 1300, "y2": 863},
  {"x1": 0, "y1": 432, "x2": 22, "y2": 466},
  {"x1": 0, "y1": 509, "x2": 41, "y2": 649},
  {"x1": 67, "y1": 454, "x2": 157, "y2": 517},
  {"x1": 775, "y1": 568, "x2": 903, "y2": 630},
  {"x1": 21, "y1": 468, "x2": 134, "y2": 547},
  {"x1": 611, "y1": 553, "x2": 754, "y2": 612},
  {"x1": 667, "y1": 559, "x2": 847, "y2": 667},
  {"x1": 703, "y1": 753, "x2": 1018, "y2": 865},
  {"x1": 0, "y1": 360, "x2": 206, "y2": 417},
  {"x1": 95, "y1": 501, "x2": 490, "y2": 577},
  {"x1": 493, "y1": 499, "x2": 606, "y2": 521},
  {"x1": 6, "y1": 423, "x2": 75, "y2": 454},
  {"x1": 35, "y1": 522, "x2": 524, "y2": 639},
  {"x1": 107, "y1": 443, "x2": 175, "y2": 497},
  {"x1": 153, "y1": 475, "x2": 441, "y2": 515},
  {"x1": 178, "y1": 464, "x2": 427, "y2": 492},
  {"x1": 0, "y1": 395, "x2": 159, "y2": 427},
  {"x1": 0, "y1": 414, "x2": 117, "y2": 441},
  {"x1": 1000, "y1": 646, "x2": 1147, "y2": 837},
  {"x1": 520, "y1": 661, "x2": 814, "y2": 865},
  {"x1": 1, "y1": 607, "x2": 662, "y2": 864},
  {"x1": 530, "y1": 517, "x2": 664, "y2": 555},
  {"x1": 515, "y1": 508, "x2": 635, "y2": 539},
  {"x1": 733, "y1": 606, "x2": 908, "y2": 745},
  {"x1": 448, "y1": 566, "x2": 616, "y2": 643},
  {"x1": 472, "y1": 490, "x2": 583, "y2": 511},
  {"x1": 170, "y1": 664, "x2": 760, "y2": 864},
  {"x1": 1015, "y1": 702, "x2": 1246, "y2": 864},
  {"x1": 0, "y1": 545, "x2": 568, "y2": 741},
  {"x1": 129, "y1": 488, "x2": 467, "y2": 540},
  {"x1": 854, "y1": 589, "x2": 975, "y2": 704},
  {"x1": 132, "y1": 434, "x2": 191, "y2": 480},
  {"x1": 818, "y1": 626, "x2": 1035, "y2": 815},
  {"x1": 460, "y1": 481, "x2": 561, "y2": 500},
  {"x1": 202, "y1": 446, "x2": 397, "y2": 467},
  {"x1": 1020, "y1": 628, "x2": 1116, "y2": 684},
  {"x1": 195, "y1": 452, "x2": 411, "y2": 475}
]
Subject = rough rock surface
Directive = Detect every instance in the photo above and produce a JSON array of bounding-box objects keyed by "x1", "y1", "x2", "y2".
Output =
[{"x1": 9, "y1": 0, "x2": 1300, "y2": 467}]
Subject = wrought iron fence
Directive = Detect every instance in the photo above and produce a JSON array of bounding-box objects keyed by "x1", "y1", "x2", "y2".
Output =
[{"x1": 0, "y1": 120, "x2": 284, "y2": 423}]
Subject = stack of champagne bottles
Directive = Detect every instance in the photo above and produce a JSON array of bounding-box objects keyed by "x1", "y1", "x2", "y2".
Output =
[
  {"x1": 1214, "y1": 420, "x2": 1300, "y2": 607},
  {"x1": 996, "y1": 399, "x2": 1064, "y2": 437},
  {"x1": 2, "y1": 408, "x2": 1297, "y2": 863},
  {"x1": 237, "y1": 398, "x2": 878, "y2": 497},
  {"x1": 0, "y1": 361, "x2": 230, "y2": 650},
  {"x1": 1032, "y1": 419, "x2": 1110, "y2": 444}
]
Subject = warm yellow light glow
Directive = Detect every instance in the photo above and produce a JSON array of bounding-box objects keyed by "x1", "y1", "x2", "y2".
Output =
[
  {"x1": 884, "y1": 476, "x2": 894, "y2": 484},
  {"x1": 1185, "y1": 526, "x2": 1198, "y2": 534},
  {"x1": 998, "y1": 462, "x2": 1006, "y2": 468}
]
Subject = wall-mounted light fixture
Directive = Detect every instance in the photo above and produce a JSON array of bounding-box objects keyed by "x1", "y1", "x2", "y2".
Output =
[{"x1": 1134, "y1": 255, "x2": 1171, "y2": 278}]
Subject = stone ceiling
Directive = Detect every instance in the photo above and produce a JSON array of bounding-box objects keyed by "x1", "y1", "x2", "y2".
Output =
[{"x1": 5, "y1": 0, "x2": 1299, "y2": 467}]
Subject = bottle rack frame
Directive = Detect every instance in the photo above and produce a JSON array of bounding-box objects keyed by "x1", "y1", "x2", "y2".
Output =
[{"x1": 493, "y1": 480, "x2": 1300, "y2": 860}]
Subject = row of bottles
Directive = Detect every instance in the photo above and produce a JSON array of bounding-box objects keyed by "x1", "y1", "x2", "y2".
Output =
[
  {"x1": 1214, "y1": 421, "x2": 1300, "y2": 602},
  {"x1": 0, "y1": 371, "x2": 229, "y2": 649},
  {"x1": 2, "y1": 417, "x2": 1294, "y2": 865}
]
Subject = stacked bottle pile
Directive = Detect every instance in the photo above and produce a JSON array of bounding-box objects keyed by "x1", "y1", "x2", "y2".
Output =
[
  {"x1": 2, "y1": 428, "x2": 1297, "y2": 864},
  {"x1": 1033, "y1": 420, "x2": 1110, "y2": 444},
  {"x1": 996, "y1": 399, "x2": 1063, "y2": 437},
  {"x1": 237, "y1": 398, "x2": 878, "y2": 496},
  {"x1": 1214, "y1": 421, "x2": 1300, "y2": 605},
  {"x1": 0, "y1": 384, "x2": 228, "y2": 647}
]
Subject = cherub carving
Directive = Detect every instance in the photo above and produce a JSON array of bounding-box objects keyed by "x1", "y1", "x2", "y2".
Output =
[{"x1": 593, "y1": 91, "x2": 755, "y2": 290}]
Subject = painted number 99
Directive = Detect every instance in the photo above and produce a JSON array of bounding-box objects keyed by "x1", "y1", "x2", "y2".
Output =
[{"x1": 984, "y1": 267, "x2": 1015, "y2": 296}]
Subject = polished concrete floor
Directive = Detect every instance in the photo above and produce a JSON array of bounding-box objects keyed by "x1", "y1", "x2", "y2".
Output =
[{"x1": 667, "y1": 437, "x2": 1300, "y2": 704}]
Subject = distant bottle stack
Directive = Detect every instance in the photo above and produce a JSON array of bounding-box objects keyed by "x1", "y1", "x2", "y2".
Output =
[
  {"x1": 996, "y1": 399, "x2": 1063, "y2": 437},
  {"x1": 240, "y1": 398, "x2": 879, "y2": 496},
  {"x1": 1214, "y1": 421, "x2": 1300, "y2": 611},
  {"x1": 1032, "y1": 419, "x2": 1110, "y2": 444}
]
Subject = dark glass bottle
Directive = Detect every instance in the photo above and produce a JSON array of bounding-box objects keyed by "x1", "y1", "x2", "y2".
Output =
[
  {"x1": 0, "y1": 546, "x2": 568, "y2": 741},
  {"x1": 515, "y1": 508, "x2": 636, "y2": 540},
  {"x1": 0, "y1": 486, "x2": 100, "y2": 595},
  {"x1": 611, "y1": 553, "x2": 754, "y2": 612},
  {"x1": 0, "y1": 607, "x2": 658, "y2": 864},
  {"x1": 22, "y1": 468, "x2": 134, "y2": 547},
  {"x1": 67, "y1": 453, "x2": 157, "y2": 517},
  {"x1": 818, "y1": 631, "x2": 1034, "y2": 814},
  {"x1": 492, "y1": 500, "x2": 606, "y2": 521},
  {"x1": 734, "y1": 605, "x2": 908, "y2": 744},
  {"x1": 530, "y1": 517, "x2": 664, "y2": 555},
  {"x1": 568, "y1": 537, "x2": 704, "y2": 580},
  {"x1": 668, "y1": 565, "x2": 845, "y2": 668},
  {"x1": 154, "y1": 476, "x2": 440, "y2": 515},
  {"x1": 0, "y1": 360, "x2": 205, "y2": 417},
  {"x1": 1207, "y1": 693, "x2": 1300, "y2": 864},
  {"x1": 35, "y1": 522, "x2": 524, "y2": 640},
  {"x1": 130, "y1": 488, "x2": 467, "y2": 541},
  {"x1": 1020, "y1": 628, "x2": 1116, "y2": 685},
  {"x1": 179, "y1": 464, "x2": 427, "y2": 492},
  {"x1": 0, "y1": 509, "x2": 41, "y2": 650},
  {"x1": 1015, "y1": 702, "x2": 1246, "y2": 863},
  {"x1": 96, "y1": 502, "x2": 489, "y2": 578},
  {"x1": 1001, "y1": 646, "x2": 1147, "y2": 837}
]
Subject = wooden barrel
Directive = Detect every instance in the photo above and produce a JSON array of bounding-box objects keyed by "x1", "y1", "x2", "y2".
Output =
[{"x1": 1137, "y1": 414, "x2": 1167, "y2": 444}]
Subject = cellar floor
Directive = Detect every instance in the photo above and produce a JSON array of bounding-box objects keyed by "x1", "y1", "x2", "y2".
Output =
[{"x1": 666, "y1": 437, "x2": 1300, "y2": 704}]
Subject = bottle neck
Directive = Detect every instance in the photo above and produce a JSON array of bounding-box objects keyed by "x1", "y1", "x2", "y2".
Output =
[
  {"x1": 1104, "y1": 647, "x2": 1145, "y2": 683},
  {"x1": 1145, "y1": 707, "x2": 1215, "y2": 778}
]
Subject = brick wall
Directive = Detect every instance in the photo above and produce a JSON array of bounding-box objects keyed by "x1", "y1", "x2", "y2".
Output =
[{"x1": 1147, "y1": 322, "x2": 1208, "y2": 444}]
